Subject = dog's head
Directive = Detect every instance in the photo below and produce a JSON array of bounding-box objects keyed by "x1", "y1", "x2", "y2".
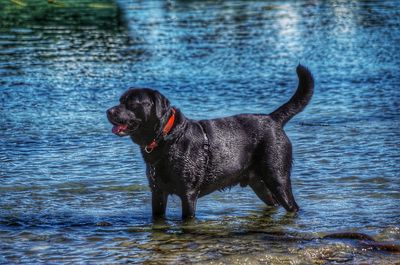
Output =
[{"x1": 106, "y1": 88, "x2": 170, "y2": 141}]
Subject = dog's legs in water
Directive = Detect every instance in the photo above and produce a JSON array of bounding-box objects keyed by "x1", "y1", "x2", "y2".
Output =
[
  {"x1": 265, "y1": 167, "x2": 299, "y2": 212},
  {"x1": 152, "y1": 190, "x2": 168, "y2": 219},
  {"x1": 249, "y1": 177, "x2": 279, "y2": 207},
  {"x1": 260, "y1": 139, "x2": 299, "y2": 212},
  {"x1": 263, "y1": 170, "x2": 299, "y2": 212},
  {"x1": 181, "y1": 193, "x2": 198, "y2": 220}
]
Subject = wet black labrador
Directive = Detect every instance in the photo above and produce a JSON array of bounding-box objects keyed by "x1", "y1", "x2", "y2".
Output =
[{"x1": 107, "y1": 65, "x2": 314, "y2": 219}]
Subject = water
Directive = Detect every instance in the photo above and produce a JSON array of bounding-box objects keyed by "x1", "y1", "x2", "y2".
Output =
[{"x1": 1, "y1": 0, "x2": 399, "y2": 263}]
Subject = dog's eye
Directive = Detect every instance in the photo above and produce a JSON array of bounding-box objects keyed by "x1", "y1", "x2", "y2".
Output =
[
  {"x1": 127, "y1": 101, "x2": 151, "y2": 110},
  {"x1": 142, "y1": 102, "x2": 151, "y2": 108},
  {"x1": 128, "y1": 103, "x2": 140, "y2": 110}
]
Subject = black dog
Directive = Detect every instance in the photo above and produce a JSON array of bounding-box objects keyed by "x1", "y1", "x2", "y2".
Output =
[{"x1": 107, "y1": 65, "x2": 314, "y2": 219}]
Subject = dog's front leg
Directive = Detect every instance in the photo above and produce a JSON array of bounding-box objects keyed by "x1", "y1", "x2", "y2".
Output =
[
  {"x1": 151, "y1": 190, "x2": 168, "y2": 219},
  {"x1": 180, "y1": 192, "x2": 198, "y2": 220}
]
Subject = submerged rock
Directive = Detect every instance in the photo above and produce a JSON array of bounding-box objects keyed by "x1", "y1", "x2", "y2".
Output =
[{"x1": 96, "y1": 221, "x2": 112, "y2": 227}]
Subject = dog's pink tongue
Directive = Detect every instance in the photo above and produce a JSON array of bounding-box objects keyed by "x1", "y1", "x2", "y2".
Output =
[{"x1": 112, "y1": 124, "x2": 128, "y2": 134}]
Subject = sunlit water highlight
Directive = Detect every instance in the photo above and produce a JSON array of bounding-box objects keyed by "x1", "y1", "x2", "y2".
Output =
[{"x1": 0, "y1": 0, "x2": 399, "y2": 264}]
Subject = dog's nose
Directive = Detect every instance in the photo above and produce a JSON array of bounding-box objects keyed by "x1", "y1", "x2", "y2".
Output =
[{"x1": 107, "y1": 108, "x2": 116, "y2": 116}]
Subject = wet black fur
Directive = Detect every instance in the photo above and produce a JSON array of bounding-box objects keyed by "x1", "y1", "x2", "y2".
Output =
[{"x1": 107, "y1": 65, "x2": 314, "y2": 219}]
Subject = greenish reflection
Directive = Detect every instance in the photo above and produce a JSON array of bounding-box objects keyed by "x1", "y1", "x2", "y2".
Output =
[{"x1": 1, "y1": 0, "x2": 123, "y2": 29}]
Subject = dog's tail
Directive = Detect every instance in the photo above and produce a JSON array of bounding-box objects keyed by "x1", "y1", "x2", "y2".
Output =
[{"x1": 270, "y1": 65, "x2": 314, "y2": 126}]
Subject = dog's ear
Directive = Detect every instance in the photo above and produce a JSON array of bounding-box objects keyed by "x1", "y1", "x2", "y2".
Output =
[{"x1": 152, "y1": 90, "x2": 170, "y2": 119}]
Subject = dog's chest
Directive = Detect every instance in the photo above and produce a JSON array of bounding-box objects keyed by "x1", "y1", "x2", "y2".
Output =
[{"x1": 148, "y1": 138, "x2": 209, "y2": 194}]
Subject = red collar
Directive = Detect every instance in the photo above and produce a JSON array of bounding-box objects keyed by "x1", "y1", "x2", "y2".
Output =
[{"x1": 145, "y1": 108, "x2": 176, "y2": 153}]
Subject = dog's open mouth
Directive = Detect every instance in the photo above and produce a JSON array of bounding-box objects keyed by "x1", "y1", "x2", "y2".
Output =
[{"x1": 112, "y1": 124, "x2": 129, "y2": 136}]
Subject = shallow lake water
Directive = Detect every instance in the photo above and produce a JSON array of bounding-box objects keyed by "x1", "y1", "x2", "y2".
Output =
[{"x1": 0, "y1": 0, "x2": 399, "y2": 264}]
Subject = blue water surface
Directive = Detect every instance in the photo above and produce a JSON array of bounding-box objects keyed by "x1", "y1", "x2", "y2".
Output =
[{"x1": 0, "y1": 0, "x2": 399, "y2": 264}]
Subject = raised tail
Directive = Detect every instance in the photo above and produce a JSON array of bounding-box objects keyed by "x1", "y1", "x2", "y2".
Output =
[{"x1": 270, "y1": 64, "x2": 314, "y2": 126}]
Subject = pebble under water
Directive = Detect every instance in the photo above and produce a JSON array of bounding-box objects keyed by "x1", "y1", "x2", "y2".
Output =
[{"x1": 0, "y1": 0, "x2": 399, "y2": 264}]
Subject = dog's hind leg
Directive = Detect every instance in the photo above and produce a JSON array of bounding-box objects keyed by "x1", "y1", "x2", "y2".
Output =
[
  {"x1": 262, "y1": 169, "x2": 299, "y2": 212},
  {"x1": 264, "y1": 172, "x2": 299, "y2": 212},
  {"x1": 249, "y1": 176, "x2": 278, "y2": 207},
  {"x1": 259, "y1": 138, "x2": 299, "y2": 212}
]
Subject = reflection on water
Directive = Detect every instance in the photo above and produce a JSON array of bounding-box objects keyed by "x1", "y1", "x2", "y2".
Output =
[{"x1": 0, "y1": 0, "x2": 399, "y2": 264}]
